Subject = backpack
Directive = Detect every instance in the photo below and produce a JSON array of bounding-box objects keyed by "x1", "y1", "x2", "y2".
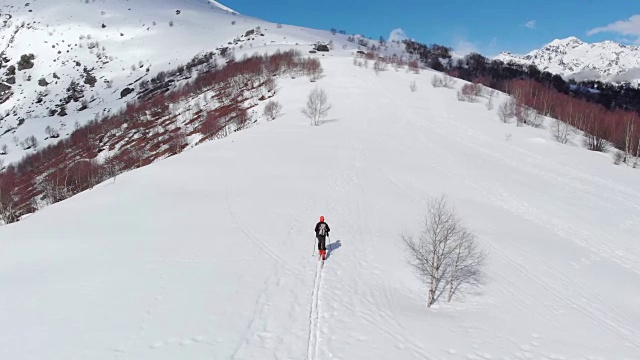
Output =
[{"x1": 318, "y1": 223, "x2": 327, "y2": 236}]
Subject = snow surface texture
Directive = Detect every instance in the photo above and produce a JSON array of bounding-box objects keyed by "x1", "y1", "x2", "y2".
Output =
[
  {"x1": 496, "y1": 36, "x2": 640, "y2": 84},
  {"x1": 0, "y1": 0, "x2": 385, "y2": 164},
  {"x1": 1, "y1": 54, "x2": 640, "y2": 359}
]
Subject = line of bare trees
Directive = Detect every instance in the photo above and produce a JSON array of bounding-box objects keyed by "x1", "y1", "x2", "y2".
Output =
[
  {"x1": 481, "y1": 78, "x2": 640, "y2": 162},
  {"x1": 0, "y1": 50, "x2": 323, "y2": 224}
]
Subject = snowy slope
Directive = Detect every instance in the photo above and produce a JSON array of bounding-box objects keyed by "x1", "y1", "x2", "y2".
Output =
[
  {"x1": 497, "y1": 36, "x2": 640, "y2": 84},
  {"x1": 209, "y1": 0, "x2": 239, "y2": 14},
  {"x1": 1, "y1": 56, "x2": 640, "y2": 360},
  {"x1": 0, "y1": 0, "x2": 375, "y2": 164}
]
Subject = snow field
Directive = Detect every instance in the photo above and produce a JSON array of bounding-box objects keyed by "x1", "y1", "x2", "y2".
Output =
[{"x1": 1, "y1": 54, "x2": 640, "y2": 360}]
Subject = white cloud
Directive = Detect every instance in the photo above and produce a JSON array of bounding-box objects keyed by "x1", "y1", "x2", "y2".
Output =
[
  {"x1": 523, "y1": 20, "x2": 536, "y2": 29},
  {"x1": 587, "y1": 15, "x2": 640, "y2": 42},
  {"x1": 388, "y1": 28, "x2": 408, "y2": 42},
  {"x1": 453, "y1": 39, "x2": 479, "y2": 56}
]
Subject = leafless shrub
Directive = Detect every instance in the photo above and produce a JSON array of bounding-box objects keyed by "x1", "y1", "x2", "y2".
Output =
[
  {"x1": 22, "y1": 135, "x2": 38, "y2": 149},
  {"x1": 515, "y1": 102, "x2": 543, "y2": 128},
  {"x1": 635, "y1": 138, "x2": 640, "y2": 168},
  {"x1": 264, "y1": 100, "x2": 283, "y2": 121},
  {"x1": 613, "y1": 150, "x2": 625, "y2": 165},
  {"x1": 301, "y1": 88, "x2": 331, "y2": 126},
  {"x1": 373, "y1": 58, "x2": 387, "y2": 75},
  {"x1": 498, "y1": 98, "x2": 516, "y2": 123},
  {"x1": 264, "y1": 78, "x2": 277, "y2": 94},
  {"x1": 402, "y1": 195, "x2": 486, "y2": 307},
  {"x1": 457, "y1": 83, "x2": 483, "y2": 102},
  {"x1": 550, "y1": 119, "x2": 572, "y2": 144},
  {"x1": 45, "y1": 125, "x2": 60, "y2": 139},
  {"x1": 431, "y1": 74, "x2": 456, "y2": 88},
  {"x1": 583, "y1": 133, "x2": 610, "y2": 152},
  {"x1": 409, "y1": 80, "x2": 417, "y2": 92},
  {"x1": 485, "y1": 89, "x2": 495, "y2": 110},
  {"x1": 505, "y1": 132, "x2": 513, "y2": 142}
]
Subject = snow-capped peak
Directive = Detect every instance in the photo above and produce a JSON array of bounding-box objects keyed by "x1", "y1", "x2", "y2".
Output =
[
  {"x1": 208, "y1": 0, "x2": 238, "y2": 14},
  {"x1": 496, "y1": 37, "x2": 640, "y2": 84},
  {"x1": 546, "y1": 36, "x2": 584, "y2": 48}
]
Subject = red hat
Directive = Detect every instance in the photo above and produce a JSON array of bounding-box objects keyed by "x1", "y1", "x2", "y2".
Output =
[{"x1": 320, "y1": 216, "x2": 324, "y2": 222}]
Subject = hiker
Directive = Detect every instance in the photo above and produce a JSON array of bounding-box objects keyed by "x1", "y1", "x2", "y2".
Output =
[{"x1": 315, "y1": 216, "x2": 330, "y2": 260}]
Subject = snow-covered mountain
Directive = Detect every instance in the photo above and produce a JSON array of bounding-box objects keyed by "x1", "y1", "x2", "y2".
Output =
[
  {"x1": 2, "y1": 2, "x2": 640, "y2": 360},
  {"x1": 2, "y1": 54, "x2": 640, "y2": 359},
  {"x1": 496, "y1": 36, "x2": 640, "y2": 84},
  {"x1": 0, "y1": 0, "x2": 384, "y2": 164}
]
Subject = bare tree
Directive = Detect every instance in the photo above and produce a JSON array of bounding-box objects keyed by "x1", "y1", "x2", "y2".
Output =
[
  {"x1": 623, "y1": 117, "x2": 635, "y2": 164},
  {"x1": 264, "y1": 77, "x2": 277, "y2": 94},
  {"x1": 22, "y1": 135, "x2": 38, "y2": 149},
  {"x1": 409, "y1": 80, "x2": 417, "y2": 92},
  {"x1": 445, "y1": 228, "x2": 485, "y2": 302},
  {"x1": 45, "y1": 125, "x2": 59, "y2": 139},
  {"x1": 550, "y1": 119, "x2": 572, "y2": 144},
  {"x1": 402, "y1": 195, "x2": 486, "y2": 307},
  {"x1": 170, "y1": 130, "x2": 189, "y2": 154},
  {"x1": 515, "y1": 102, "x2": 543, "y2": 128},
  {"x1": 457, "y1": 83, "x2": 483, "y2": 102},
  {"x1": 431, "y1": 74, "x2": 456, "y2": 88},
  {"x1": 485, "y1": 89, "x2": 495, "y2": 110},
  {"x1": 0, "y1": 192, "x2": 17, "y2": 224},
  {"x1": 0, "y1": 144, "x2": 7, "y2": 155},
  {"x1": 301, "y1": 88, "x2": 331, "y2": 126},
  {"x1": 264, "y1": 100, "x2": 283, "y2": 121},
  {"x1": 613, "y1": 150, "x2": 625, "y2": 165},
  {"x1": 498, "y1": 98, "x2": 516, "y2": 123},
  {"x1": 635, "y1": 137, "x2": 640, "y2": 168},
  {"x1": 373, "y1": 58, "x2": 387, "y2": 75}
]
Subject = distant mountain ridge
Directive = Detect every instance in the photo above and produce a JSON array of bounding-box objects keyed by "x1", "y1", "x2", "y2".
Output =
[{"x1": 496, "y1": 37, "x2": 640, "y2": 84}]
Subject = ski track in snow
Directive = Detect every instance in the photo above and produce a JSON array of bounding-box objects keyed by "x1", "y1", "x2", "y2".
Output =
[
  {"x1": 306, "y1": 258, "x2": 324, "y2": 360},
  {"x1": 226, "y1": 188, "x2": 294, "y2": 273}
]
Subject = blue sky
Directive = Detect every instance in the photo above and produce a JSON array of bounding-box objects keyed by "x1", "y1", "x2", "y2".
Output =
[{"x1": 222, "y1": 0, "x2": 640, "y2": 56}]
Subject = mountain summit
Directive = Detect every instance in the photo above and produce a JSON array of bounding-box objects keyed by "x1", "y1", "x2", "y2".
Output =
[{"x1": 496, "y1": 37, "x2": 640, "y2": 84}]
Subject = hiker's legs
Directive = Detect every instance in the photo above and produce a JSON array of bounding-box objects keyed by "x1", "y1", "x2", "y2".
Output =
[
  {"x1": 318, "y1": 236, "x2": 326, "y2": 251},
  {"x1": 319, "y1": 237, "x2": 327, "y2": 259}
]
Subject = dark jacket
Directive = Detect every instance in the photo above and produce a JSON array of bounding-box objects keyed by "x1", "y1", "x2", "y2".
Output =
[{"x1": 315, "y1": 222, "x2": 330, "y2": 237}]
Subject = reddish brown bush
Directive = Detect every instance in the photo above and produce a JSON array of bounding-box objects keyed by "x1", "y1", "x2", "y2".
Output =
[
  {"x1": 408, "y1": 60, "x2": 420, "y2": 74},
  {"x1": 0, "y1": 50, "x2": 317, "y2": 224},
  {"x1": 503, "y1": 78, "x2": 635, "y2": 152}
]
